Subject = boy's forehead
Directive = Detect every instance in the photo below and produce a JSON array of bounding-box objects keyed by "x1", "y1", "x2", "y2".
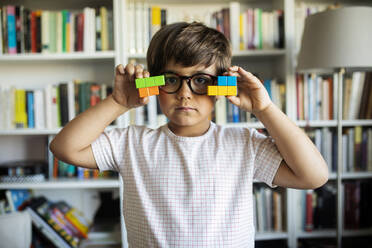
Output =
[{"x1": 164, "y1": 62, "x2": 217, "y2": 75}]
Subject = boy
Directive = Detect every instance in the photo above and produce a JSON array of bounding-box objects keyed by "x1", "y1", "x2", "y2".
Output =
[{"x1": 50, "y1": 22, "x2": 328, "y2": 247}]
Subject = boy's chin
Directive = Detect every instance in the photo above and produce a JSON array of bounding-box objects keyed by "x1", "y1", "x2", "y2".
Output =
[{"x1": 169, "y1": 116, "x2": 208, "y2": 128}]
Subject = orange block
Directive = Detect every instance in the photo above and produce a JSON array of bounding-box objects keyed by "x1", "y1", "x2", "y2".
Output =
[
  {"x1": 148, "y1": 86, "x2": 159, "y2": 96},
  {"x1": 139, "y1": 87, "x2": 149, "y2": 98}
]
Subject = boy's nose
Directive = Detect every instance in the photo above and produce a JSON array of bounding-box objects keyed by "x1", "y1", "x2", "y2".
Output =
[{"x1": 176, "y1": 80, "x2": 192, "y2": 99}]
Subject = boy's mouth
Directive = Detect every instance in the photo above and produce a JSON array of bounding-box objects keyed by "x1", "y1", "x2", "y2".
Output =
[{"x1": 175, "y1": 106, "x2": 196, "y2": 111}]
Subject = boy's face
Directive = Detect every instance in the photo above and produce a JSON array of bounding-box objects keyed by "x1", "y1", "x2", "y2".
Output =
[{"x1": 158, "y1": 62, "x2": 217, "y2": 136}]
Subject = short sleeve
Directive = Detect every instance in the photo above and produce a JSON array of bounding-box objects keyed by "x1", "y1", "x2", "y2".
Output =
[
  {"x1": 91, "y1": 127, "x2": 129, "y2": 172},
  {"x1": 251, "y1": 128, "x2": 283, "y2": 188}
]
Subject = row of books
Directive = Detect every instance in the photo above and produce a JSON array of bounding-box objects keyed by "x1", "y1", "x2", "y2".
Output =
[
  {"x1": 0, "y1": 81, "x2": 113, "y2": 130},
  {"x1": 0, "y1": 77, "x2": 285, "y2": 130},
  {"x1": 303, "y1": 181, "x2": 372, "y2": 232},
  {"x1": 307, "y1": 128, "x2": 337, "y2": 173},
  {"x1": 215, "y1": 3, "x2": 284, "y2": 51},
  {"x1": 344, "y1": 181, "x2": 372, "y2": 229},
  {"x1": 52, "y1": 156, "x2": 117, "y2": 180},
  {"x1": 253, "y1": 186, "x2": 285, "y2": 233},
  {"x1": 0, "y1": 5, "x2": 113, "y2": 54},
  {"x1": 302, "y1": 185, "x2": 336, "y2": 231},
  {"x1": 0, "y1": 190, "x2": 91, "y2": 247},
  {"x1": 26, "y1": 196, "x2": 90, "y2": 248},
  {"x1": 341, "y1": 127, "x2": 372, "y2": 173},
  {"x1": 307, "y1": 127, "x2": 372, "y2": 173},
  {"x1": 125, "y1": 1, "x2": 284, "y2": 55},
  {"x1": 214, "y1": 78, "x2": 285, "y2": 125},
  {"x1": 296, "y1": 74, "x2": 334, "y2": 121},
  {"x1": 296, "y1": 72, "x2": 372, "y2": 121}
]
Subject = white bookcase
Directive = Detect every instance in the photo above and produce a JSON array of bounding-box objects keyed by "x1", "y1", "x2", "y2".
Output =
[{"x1": 1, "y1": 0, "x2": 371, "y2": 247}]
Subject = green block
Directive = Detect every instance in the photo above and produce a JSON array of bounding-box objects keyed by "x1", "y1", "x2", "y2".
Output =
[
  {"x1": 144, "y1": 77, "x2": 155, "y2": 87},
  {"x1": 135, "y1": 78, "x2": 146, "y2": 88},
  {"x1": 153, "y1": 75, "x2": 165, "y2": 86}
]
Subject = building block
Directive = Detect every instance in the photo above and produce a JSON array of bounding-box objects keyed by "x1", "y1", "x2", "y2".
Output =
[
  {"x1": 153, "y1": 75, "x2": 165, "y2": 86},
  {"x1": 208, "y1": 86, "x2": 218, "y2": 96},
  {"x1": 218, "y1": 76, "x2": 227, "y2": 86},
  {"x1": 227, "y1": 86, "x2": 237, "y2": 96},
  {"x1": 139, "y1": 87, "x2": 149, "y2": 98},
  {"x1": 135, "y1": 78, "x2": 146, "y2": 88},
  {"x1": 148, "y1": 86, "x2": 159, "y2": 96},
  {"x1": 218, "y1": 86, "x2": 228, "y2": 95},
  {"x1": 144, "y1": 77, "x2": 155, "y2": 87},
  {"x1": 227, "y1": 76, "x2": 237, "y2": 86}
]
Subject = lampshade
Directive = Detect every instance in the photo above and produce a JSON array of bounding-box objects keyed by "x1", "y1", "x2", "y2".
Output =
[{"x1": 297, "y1": 6, "x2": 372, "y2": 72}]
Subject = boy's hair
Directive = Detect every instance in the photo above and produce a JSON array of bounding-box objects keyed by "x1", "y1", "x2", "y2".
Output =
[{"x1": 147, "y1": 22, "x2": 232, "y2": 76}]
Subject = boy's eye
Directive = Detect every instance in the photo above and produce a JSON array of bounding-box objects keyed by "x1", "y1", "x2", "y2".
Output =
[
  {"x1": 165, "y1": 76, "x2": 179, "y2": 85},
  {"x1": 193, "y1": 75, "x2": 212, "y2": 85}
]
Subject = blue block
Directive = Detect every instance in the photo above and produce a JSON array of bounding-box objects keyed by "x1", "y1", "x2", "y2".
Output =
[
  {"x1": 218, "y1": 76, "x2": 227, "y2": 86},
  {"x1": 227, "y1": 76, "x2": 237, "y2": 86}
]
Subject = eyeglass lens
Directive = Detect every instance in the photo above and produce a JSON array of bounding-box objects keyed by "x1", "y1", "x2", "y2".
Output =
[{"x1": 161, "y1": 73, "x2": 215, "y2": 94}]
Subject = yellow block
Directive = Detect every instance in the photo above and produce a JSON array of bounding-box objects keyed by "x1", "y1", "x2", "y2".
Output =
[
  {"x1": 208, "y1": 86, "x2": 218, "y2": 95},
  {"x1": 218, "y1": 86, "x2": 228, "y2": 95},
  {"x1": 227, "y1": 86, "x2": 237, "y2": 96}
]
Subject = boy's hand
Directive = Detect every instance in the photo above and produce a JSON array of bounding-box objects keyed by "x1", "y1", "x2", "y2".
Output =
[
  {"x1": 223, "y1": 66, "x2": 273, "y2": 115},
  {"x1": 112, "y1": 64, "x2": 150, "y2": 109}
]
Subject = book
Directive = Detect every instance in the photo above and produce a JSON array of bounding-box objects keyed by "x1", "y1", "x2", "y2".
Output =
[
  {"x1": 14, "y1": 89, "x2": 27, "y2": 128},
  {"x1": 7, "y1": 6, "x2": 17, "y2": 54},
  {"x1": 26, "y1": 197, "x2": 79, "y2": 248},
  {"x1": 26, "y1": 90, "x2": 35, "y2": 128},
  {"x1": 305, "y1": 189, "x2": 314, "y2": 231}
]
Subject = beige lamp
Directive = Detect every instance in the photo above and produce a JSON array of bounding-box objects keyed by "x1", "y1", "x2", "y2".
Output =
[{"x1": 297, "y1": 6, "x2": 372, "y2": 247}]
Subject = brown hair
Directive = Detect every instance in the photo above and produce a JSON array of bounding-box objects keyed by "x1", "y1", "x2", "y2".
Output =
[{"x1": 147, "y1": 22, "x2": 232, "y2": 76}]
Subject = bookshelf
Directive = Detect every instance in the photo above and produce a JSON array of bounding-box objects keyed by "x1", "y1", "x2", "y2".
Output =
[{"x1": 0, "y1": 0, "x2": 372, "y2": 248}]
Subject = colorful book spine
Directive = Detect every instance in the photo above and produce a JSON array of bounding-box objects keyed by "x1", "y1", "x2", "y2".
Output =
[
  {"x1": 26, "y1": 90, "x2": 35, "y2": 128},
  {"x1": 7, "y1": 6, "x2": 17, "y2": 54}
]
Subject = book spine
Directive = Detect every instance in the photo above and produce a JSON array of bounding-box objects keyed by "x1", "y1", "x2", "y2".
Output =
[
  {"x1": 26, "y1": 90, "x2": 35, "y2": 128},
  {"x1": 7, "y1": 6, "x2": 17, "y2": 54}
]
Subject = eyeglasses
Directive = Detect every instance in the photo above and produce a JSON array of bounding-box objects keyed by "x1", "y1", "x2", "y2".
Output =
[{"x1": 159, "y1": 71, "x2": 218, "y2": 95}]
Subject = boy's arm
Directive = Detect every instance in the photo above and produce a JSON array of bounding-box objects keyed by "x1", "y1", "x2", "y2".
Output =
[
  {"x1": 50, "y1": 95, "x2": 128, "y2": 169},
  {"x1": 225, "y1": 66, "x2": 328, "y2": 189},
  {"x1": 50, "y1": 64, "x2": 149, "y2": 169},
  {"x1": 255, "y1": 103, "x2": 328, "y2": 189}
]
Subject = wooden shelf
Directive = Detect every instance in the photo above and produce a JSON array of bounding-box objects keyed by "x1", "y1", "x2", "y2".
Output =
[
  {"x1": 342, "y1": 172, "x2": 372, "y2": 180},
  {"x1": 342, "y1": 120, "x2": 372, "y2": 127},
  {"x1": 297, "y1": 229, "x2": 336, "y2": 238},
  {"x1": 0, "y1": 178, "x2": 120, "y2": 189},
  {"x1": 255, "y1": 231, "x2": 288, "y2": 241},
  {"x1": 295, "y1": 119, "x2": 372, "y2": 128},
  {"x1": 0, "y1": 125, "x2": 118, "y2": 136},
  {"x1": 0, "y1": 129, "x2": 61, "y2": 135},
  {"x1": 296, "y1": 120, "x2": 337, "y2": 128},
  {"x1": 0, "y1": 51, "x2": 115, "y2": 62}
]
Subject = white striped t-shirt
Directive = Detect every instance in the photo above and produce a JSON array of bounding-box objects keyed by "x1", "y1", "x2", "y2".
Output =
[{"x1": 91, "y1": 121, "x2": 282, "y2": 248}]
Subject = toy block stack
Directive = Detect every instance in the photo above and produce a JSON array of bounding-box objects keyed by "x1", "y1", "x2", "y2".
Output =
[
  {"x1": 208, "y1": 76, "x2": 237, "y2": 96},
  {"x1": 135, "y1": 75, "x2": 165, "y2": 97}
]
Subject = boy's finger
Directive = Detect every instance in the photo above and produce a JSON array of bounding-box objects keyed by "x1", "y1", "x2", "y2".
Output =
[
  {"x1": 116, "y1": 64, "x2": 125, "y2": 75},
  {"x1": 226, "y1": 95, "x2": 240, "y2": 106},
  {"x1": 228, "y1": 65, "x2": 239, "y2": 72},
  {"x1": 237, "y1": 67, "x2": 261, "y2": 85},
  {"x1": 139, "y1": 96, "x2": 149, "y2": 105},
  {"x1": 143, "y1": 70, "x2": 150, "y2": 78},
  {"x1": 135, "y1": 64, "x2": 144, "y2": 77},
  {"x1": 125, "y1": 64, "x2": 135, "y2": 75}
]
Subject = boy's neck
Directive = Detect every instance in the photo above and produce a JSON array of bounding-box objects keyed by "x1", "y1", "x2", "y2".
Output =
[{"x1": 167, "y1": 119, "x2": 211, "y2": 137}]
